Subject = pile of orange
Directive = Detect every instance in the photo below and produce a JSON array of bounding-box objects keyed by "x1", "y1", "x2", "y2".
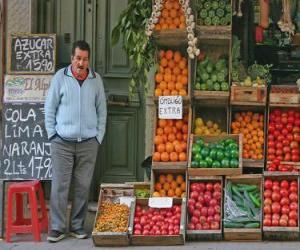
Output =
[
  {"x1": 154, "y1": 49, "x2": 188, "y2": 97},
  {"x1": 155, "y1": 0, "x2": 186, "y2": 30},
  {"x1": 153, "y1": 173, "x2": 186, "y2": 198},
  {"x1": 231, "y1": 112, "x2": 264, "y2": 160},
  {"x1": 153, "y1": 115, "x2": 189, "y2": 162}
]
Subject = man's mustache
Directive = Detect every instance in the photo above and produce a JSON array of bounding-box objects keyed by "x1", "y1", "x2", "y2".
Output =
[{"x1": 77, "y1": 66, "x2": 84, "y2": 69}]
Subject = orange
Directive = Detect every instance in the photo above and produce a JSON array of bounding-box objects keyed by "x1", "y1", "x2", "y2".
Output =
[
  {"x1": 153, "y1": 152, "x2": 161, "y2": 162},
  {"x1": 170, "y1": 9, "x2": 177, "y2": 18},
  {"x1": 176, "y1": 132, "x2": 183, "y2": 141},
  {"x1": 153, "y1": 191, "x2": 161, "y2": 197},
  {"x1": 167, "y1": 120, "x2": 174, "y2": 126},
  {"x1": 173, "y1": 66, "x2": 181, "y2": 76},
  {"x1": 180, "y1": 181, "x2": 186, "y2": 191},
  {"x1": 168, "y1": 133, "x2": 176, "y2": 142},
  {"x1": 163, "y1": 182, "x2": 170, "y2": 191},
  {"x1": 179, "y1": 89, "x2": 187, "y2": 96},
  {"x1": 170, "y1": 180, "x2": 178, "y2": 189},
  {"x1": 154, "y1": 88, "x2": 162, "y2": 96},
  {"x1": 170, "y1": 152, "x2": 178, "y2": 162},
  {"x1": 167, "y1": 189, "x2": 175, "y2": 197},
  {"x1": 164, "y1": 73, "x2": 172, "y2": 83},
  {"x1": 158, "y1": 119, "x2": 167, "y2": 128},
  {"x1": 180, "y1": 75, "x2": 188, "y2": 85},
  {"x1": 163, "y1": 89, "x2": 171, "y2": 96},
  {"x1": 182, "y1": 68, "x2": 188, "y2": 76},
  {"x1": 165, "y1": 142, "x2": 174, "y2": 153},
  {"x1": 175, "y1": 82, "x2": 183, "y2": 90},
  {"x1": 168, "y1": 60, "x2": 175, "y2": 69},
  {"x1": 164, "y1": 126, "x2": 173, "y2": 134},
  {"x1": 157, "y1": 143, "x2": 166, "y2": 153},
  {"x1": 155, "y1": 73, "x2": 163, "y2": 83},
  {"x1": 161, "y1": 58, "x2": 168, "y2": 67},
  {"x1": 181, "y1": 142, "x2": 187, "y2": 151},
  {"x1": 159, "y1": 174, "x2": 166, "y2": 184},
  {"x1": 162, "y1": 9, "x2": 169, "y2": 18},
  {"x1": 156, "y1": 127, "x2": 164, "y2": 135},
  {"x1": 155, "y1": 182, "x2": 162, "y2": 191},
  {"x1": 175, "y1": 187, "x2": 182, "y2": 197},
  {"x1": 175, "y1": 143, "x2": 183, "y2": 153},
  {"x1": 167, "y1": 82, "x2": 176, "y2": 91},
  {"x1": 182, "y1": 124, "x2": 188, "y2": 134},
  {"x1": 159, "y1": 189, "x2": 167, "y2": 196},
  {"x1": 171, "y1": 89, "x2": 178, "y2": 95},
  {"x1": 159, "y1": 81, "x2": 167, "y2": 90},
  {"x1": 154, "y1": 135, "x2": 163, "y2": 145},
  {"x1": 165, "y1": 1, "x2": 173, "y2": 9},
  {"x1": 165, "y1": 50, "x2": 174, "y2": 60},
  {"x1": 161, "y1": 152, "x2": 170, "y2": 162},
  {"x1": 166, "y1": 174, "x2": 174, "y2": 183},
  {"x1": 174, "y1": 51, "x2": 182, "y2": 62},
  {"x1": 159, "y1": 50, "x2": 165, "y2": 58},
  {"x1": 178, "y1": 152, "x2": 187, "y2": 161},
  {"x1": 176, "y1": 174, "x2": 184, "y2": 184}
]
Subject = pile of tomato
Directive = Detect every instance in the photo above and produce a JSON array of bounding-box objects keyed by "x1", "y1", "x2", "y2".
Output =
[
  {"x1": 187, "y1": 181, "x2": 222, "y2": 230},
  {"x1": 267, "y1": 109, "x2": 300, "y2": 162},
  {"x1": 263, "y1": 178, "x2": 298, "y2": 227},
  {"x1": 133, "y1": 204, "x2": 181, "y2": 235}
]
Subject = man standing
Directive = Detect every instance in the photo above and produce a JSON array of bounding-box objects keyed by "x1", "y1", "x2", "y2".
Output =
[{"x1": 45, "y1": 40, "x2": 107, "y2": 242}]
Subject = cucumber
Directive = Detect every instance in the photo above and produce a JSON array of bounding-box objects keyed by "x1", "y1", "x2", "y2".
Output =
[
  {"x1": 236, "y1": 184, "x2": 258, "y2": 192},
  {"x1": 244, "y1": 222, "x2": 260, "y2": 228},
  {"x1": 226, "y1": 181, "x2": 232, "y2": 198},
  {"x1": 232, "y1": 185, "x2": 243, "y2": 199},
  {"x1": 249, "y1": 192, "x2": 261, "y2": 208},
  {"x1": 224, "y1": 222, "x2": 245, "y2": 228}
]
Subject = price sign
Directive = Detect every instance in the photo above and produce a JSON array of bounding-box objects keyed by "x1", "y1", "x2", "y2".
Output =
[
  {"x1": 148, "y1": 197, "x2": 173, "y2": 208},
  {"x1": 119, "y1": 196, "x2": 135, "y2": 207},
  {"x1": 158, "y1": 96, "x2": 182, "y2": 119}
]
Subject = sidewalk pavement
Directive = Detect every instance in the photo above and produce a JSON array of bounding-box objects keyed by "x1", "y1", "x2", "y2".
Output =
[{"x1": 1, "y1": 236, "x2": 300, "y2": 250}]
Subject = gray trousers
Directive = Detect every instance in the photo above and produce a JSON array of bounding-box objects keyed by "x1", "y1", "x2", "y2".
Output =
[{"x1": 50, "y1": 136, "x2": 99, "y2": 232}]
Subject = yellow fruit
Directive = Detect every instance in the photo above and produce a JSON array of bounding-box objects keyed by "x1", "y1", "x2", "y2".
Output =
[
  {"x1": 194, "y1": 127, "x2": 203, "y2": 135},
  {"x1": 195, "y1": 118, "x2": 204, "y2": 127},
  {"x1": 153, "y1": 191, "x2": 161, "y2": 197},
  {"x1": 206, "y1": 120, "x2": 213, "y2": 128},
  {"x1": 213, "y1": 123, "x2": 219, "y2": 130}
]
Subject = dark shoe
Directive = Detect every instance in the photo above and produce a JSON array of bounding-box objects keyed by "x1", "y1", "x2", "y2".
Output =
[
  {"x1": 69, "y1": 228, "x2": 88, "y2": 239},
  {"x1": 47, "y1": 230, "x2": 66, "y2": 243}
]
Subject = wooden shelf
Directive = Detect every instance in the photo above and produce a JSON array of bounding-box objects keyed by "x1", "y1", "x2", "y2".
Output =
[
  {"x1": 193, "y1": 90, "x2": 229, "y2": 106},
  {"x1": 243, "y1": 159, "x2": 264, "y2": 168},
  {"x1": 153, "y1": 29, "x2": 187, "y2": 47},
  {"x1": 196, "y1": 25, "x2": 231, "y2": 40}
]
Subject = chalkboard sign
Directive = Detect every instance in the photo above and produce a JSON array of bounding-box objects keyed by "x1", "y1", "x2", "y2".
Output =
[
  {"x1": 7, "y1": 33, "x2": 56, "y2": 74},
  {"x1": 0, "y1": 103, "x2": 52, "y2": 179}
]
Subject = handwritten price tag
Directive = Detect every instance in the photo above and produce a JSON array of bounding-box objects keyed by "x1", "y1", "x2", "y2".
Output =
[
  {"x1": 119, "y1": 196, "x2": 135, "y2": 207},
  {"x1": 148, "y1": 197, "x2": 173, "y2": 208}
]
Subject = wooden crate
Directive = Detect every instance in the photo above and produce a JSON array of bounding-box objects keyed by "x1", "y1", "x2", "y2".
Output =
[
  {"x1": 224, "y1": 174, "x2": 262, "y2": 241},
  {"x1": 263, "y1": 172, "x2": 300, "y2": 241},
  {"x1": 230, "y1": 85, "x2": 267, "y2": 105},
  {"x1": 192, "y1": 103, "x2": 229, "y2": 134},
  {"x1": 196, "y1": 25, "x2": 231, "y2": 40},
  {"x1": 129, "y1": 198, "x2": 186, "y2": 245},
  {"x1": 152, "y1": 29, "x2": 188, "y2": 47},
  {"x1": 270, "y1": 85, "x2": 300, "y2": 105},
  {"x1": 266, "y1": 107, "x2": 300, "y2": 166},
  {"x1": 229, "y1": 106, "x2": 267, "y2": 170},
  {"x1": 193, "y1": 38, "x2": 231, "y2": 105},
  {"x1": 150, "y1": 168, "x2": 187, "y2": 199},
  {"x1": 152, "y1": 46, "x2": 193, "y2": 103},
  {"x1": 92, "y1": 184, "x2": 134, "y2": 247},
  {"x1": 186, "y1": 176, "x2": 223, "y2": 241},
  {"x1": 188, "y1": 134, "x2": 242, "y2": 176},
  {"x1": 152, "y1": 106, "x2": 192, "y2": 168}
]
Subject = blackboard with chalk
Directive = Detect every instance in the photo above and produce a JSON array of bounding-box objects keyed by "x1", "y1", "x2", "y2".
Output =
[
  {"x1": 0, "y1": 103, "x2": 52, "y2": 180},
  {"x1": 7, "y1": 33, "x2": 56, "y2": 74}
]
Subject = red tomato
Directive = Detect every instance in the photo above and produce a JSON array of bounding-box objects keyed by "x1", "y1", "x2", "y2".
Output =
[
  {"x1": 264, "y1": 205, "x2": 271, "y2": 214},
  {"x1": 271, "y1": 192, "x2": 281, "y2": 202},
  {"x1": 289, "y1": 210, "x2": 298, "y2": 220},
  {"x1": 280, "y1": 197, "x2": 290, "y2": 206},
  {"x1": 280, "y1": 189, "x2": 289, "y2": 197},
  {"x1": 263, "y1": 218, "x2": 272, "y2": 226},
  {"x1": 264, "y1": 179, "x2": 273, "y2": 189},
  {"x1": 290, "y1": 202, "x2": 298, "y2": 211},
  {"x1": 280, "y1": 180, "x2": 289, "y2": 189},
  {"x1": 279, "y1": 218, "x2": 288, "y2": 227},
  {"x1": 264, "y1": 198, "x2": 272, "y2": 206},
  {"x1": 272, "y1": 202, "x2": 281, "y2": 214},
  {"x1": 289, "y1": 192, "x2": 298, "y2": 202},
  {"x1": 281, "y1": 205, "x2": 290, "y2": 215},
  {"x1": 288, "y1": 219, "x2": 297, "y2": 227}
]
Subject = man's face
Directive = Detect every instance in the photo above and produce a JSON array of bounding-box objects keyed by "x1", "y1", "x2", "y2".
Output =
[{"x1": 71, "y1": 48, "x2": 89, "y2": 75}]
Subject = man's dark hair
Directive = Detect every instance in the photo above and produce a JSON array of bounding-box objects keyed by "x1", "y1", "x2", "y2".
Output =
[{"x1": 71, "y1": 40, "x2": 90, "y2": 57}]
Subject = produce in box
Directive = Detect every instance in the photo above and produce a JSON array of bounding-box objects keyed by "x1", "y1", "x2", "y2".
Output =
[
  {"x1": 135, "y1": 188, "x2": 150, "y2": 198},
  {"x1": 194, "y1": 56, "x2": 229, "y2": 92},
  {"x1": 191, "y1": 138, "x2": 239, "y2": 168},
  {"x1": 155, "y1": 0, "x2": 186, "y2": 30},
  {"x1": 187, "y1": 181, "x2": 222, "y2": 230},
  {"x1": 133, "y1": 204, "x2": 182, "y2": 235},
  {"x1": 267, "y1": 109, "x2": 300, "y2": 162},
  {"x1": 94, "y1": 202, "x2": 130, "y2": 232},
  {"x1": 224, "y1": 181, "x2": 261, "y2": 228},
  {"x1": 197, "y1": 0, "x2": 231, "y2": 26},
  {"x1": 263, "y1": 178, "x2": 298, "y2": 227},
  {"x1": 271, "y1": 86, "x2": 299, "y2": 94},
  {"x1": 231, "y1": 111, "x2": 264, "y2": 160},
  {"x1": 266, "y1": 159, "x2": 298, "y2": 172},
  {"x1": 153, "y1": 173, "x2": 186, "y2": 198},
  {"x1": 153, "y1": 116, "x2": 188, "y2": 162},
  {"x1": 155, "y1": 50, "x2": 188, "y2": 97},
  {"x1": 194, "y1": 117, "x2": 226, "y2": 135}
]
